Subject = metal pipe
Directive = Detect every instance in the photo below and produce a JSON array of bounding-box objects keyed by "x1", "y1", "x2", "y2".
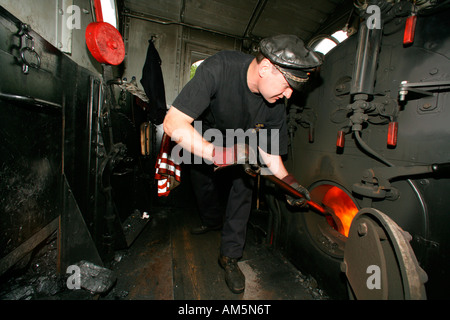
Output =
[
  {"x1": 354, "y1": 130, "x2": 429, "y2": 238},
  {"x1": 243, "y1": 0, "x2": 269, "y2": 38},
  {"x1": 0, "y1": 92, "x2": 62, "y2": 111},
  {"x1": 349, "y1": 13, "x2": 429, "y2": 238},
  {"x1": 122, "y1": 10, "x2": 245, "y2": 40},
  {"x1": 350, "y1": 23, "x2": 383, "y2": 95}
]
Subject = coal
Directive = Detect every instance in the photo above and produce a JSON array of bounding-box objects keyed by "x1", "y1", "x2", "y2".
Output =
[
  {"x1": 74, "y1": 261, "x2": 116, "y2": 294},
  {"x1": 0, "y1": 233, "x2": 115, "y2": 300}
]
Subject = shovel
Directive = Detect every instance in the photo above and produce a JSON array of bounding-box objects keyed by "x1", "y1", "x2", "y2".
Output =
[{"x1": 243, "y1": 164, "x2": 328, "y2": 215}]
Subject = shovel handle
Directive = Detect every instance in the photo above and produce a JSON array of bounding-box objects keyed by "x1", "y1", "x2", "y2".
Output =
[
  {"x1": 263, "y1": 175, "x2": 327, "y2": 214},
  {"x1": 243, "y1": 165, "x2": 327, "y2": 215}
]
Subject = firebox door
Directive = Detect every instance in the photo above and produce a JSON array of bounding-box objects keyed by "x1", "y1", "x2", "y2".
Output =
[{"x1": 342, "y1": 208, "x2": 428, "y2": 300}]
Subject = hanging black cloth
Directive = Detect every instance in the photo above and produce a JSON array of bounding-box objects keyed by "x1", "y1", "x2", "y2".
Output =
[{"x1": 140, "y1": 39, "x2": 167, "y2": 125}]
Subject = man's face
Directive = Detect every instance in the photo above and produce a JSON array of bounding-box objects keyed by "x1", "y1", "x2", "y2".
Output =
[{"x1": 259, "y1": 60, "x2": 294, "y2": 104}]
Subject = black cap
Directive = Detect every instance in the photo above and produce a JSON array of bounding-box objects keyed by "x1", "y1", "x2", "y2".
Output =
[{"x1": 259, "y1": 34, "x2": 323, "y2": 90}]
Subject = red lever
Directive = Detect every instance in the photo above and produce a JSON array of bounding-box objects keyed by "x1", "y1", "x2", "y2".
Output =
[
  {"x1": 387, "y1": 121, "x2": 398, "y2": 147},
  {"x1": 336, "y1": 130, "x2": 345, "y2": 149},
  {"x1": 403, "y1": 14, "x2": 417, "y2": 45},
  {"x1": 94, "y1": 0, "x2": 104, "y2": 22}
]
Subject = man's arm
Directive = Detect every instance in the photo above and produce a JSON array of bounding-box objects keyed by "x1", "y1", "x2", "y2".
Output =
[
  {"x1": 163, "y1": 106, "x2": 215, "y2": 162},
  {"x1": 257, "y1": 147, "x2": 289, "y2": 179}
]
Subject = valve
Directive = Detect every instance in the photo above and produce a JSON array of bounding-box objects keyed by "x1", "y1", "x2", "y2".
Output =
[
  {"x1": 403, "y1": 14, "x2": 417, "y2": 46},
  {"x1": 403, "y1": 4, "x2": 417, "y2": 46},
  {"x1": 387, "y1": 121, "x2": 398, "y2": 147},
  {"x1": 336, "y1": 130, "x2": 345, "y2": 149}
]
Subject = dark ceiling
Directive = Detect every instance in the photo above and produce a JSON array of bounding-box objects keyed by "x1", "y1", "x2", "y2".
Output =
[{"x1": 122, "y1": 0, "x2": 355, "y2": 43}]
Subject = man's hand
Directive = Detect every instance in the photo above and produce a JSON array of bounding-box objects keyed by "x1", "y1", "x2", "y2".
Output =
[{"x1": 281, "y1": 174, "x2": 311, "y2": 207}]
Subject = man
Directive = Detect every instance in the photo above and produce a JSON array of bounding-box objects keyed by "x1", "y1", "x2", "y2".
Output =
[{"x1": 163, "y1": 34, "x2": 323, "y2": 294}]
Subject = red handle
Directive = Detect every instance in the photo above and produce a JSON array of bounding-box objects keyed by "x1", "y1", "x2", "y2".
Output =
[
  {"x1": 387, "y1": 121, "x2": 398, "y2": 147},
  {"x1": 336, "y1": 130, "x2": 345, "y2": 149},
  {"x1": 403, "y1": 15, "x2": 417, "y2": 45},
  {"x1": 94, "y1": 0, "x2": 104, "y2": 22}
]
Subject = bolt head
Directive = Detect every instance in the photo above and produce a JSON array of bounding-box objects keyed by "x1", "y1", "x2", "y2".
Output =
[{"x1": 358, "y1": 222, "x2": 368, "y2": 236}]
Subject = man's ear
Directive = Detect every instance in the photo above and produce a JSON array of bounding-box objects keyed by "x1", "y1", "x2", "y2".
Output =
[{"x1": 258, "y1": 58, "x2": 272, "y2": 78}]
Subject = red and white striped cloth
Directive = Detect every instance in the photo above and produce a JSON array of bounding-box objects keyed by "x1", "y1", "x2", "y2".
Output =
[{"x1": 155, "y1": 133, "x2": 181, "y2": 196}]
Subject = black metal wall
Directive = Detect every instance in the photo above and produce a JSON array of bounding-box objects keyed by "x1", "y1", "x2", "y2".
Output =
[
  {"x1": 0, "y1": 7, "x2": 66, "y2": 274},
  {"x1": 0, "y1": 6, "x2": 155, "y2": 275},
  {"x1": 280, "y1": 5, "x2": 450, "y2": 299}
]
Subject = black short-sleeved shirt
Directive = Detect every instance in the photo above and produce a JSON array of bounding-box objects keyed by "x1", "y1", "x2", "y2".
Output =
[{"x1": 172, "y1": 50, "x2": 288, "y2": 155}]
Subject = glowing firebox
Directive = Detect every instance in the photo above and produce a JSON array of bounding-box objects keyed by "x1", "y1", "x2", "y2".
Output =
[{"x1": 321, "y1": 186, "x2": 358, "y2": 237}]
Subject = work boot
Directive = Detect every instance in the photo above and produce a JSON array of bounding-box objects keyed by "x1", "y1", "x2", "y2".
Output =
[
  {"x1": 218, "y1": 255, "x2": 245, "y2": 294},
  {"x1": 190, "y1": 224, "x2": 222, "y2": 235}
]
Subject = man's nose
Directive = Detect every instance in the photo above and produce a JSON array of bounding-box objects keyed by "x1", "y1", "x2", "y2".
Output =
[{"x1": 283, "y1": 88, "x2": 293, "y2": 99}]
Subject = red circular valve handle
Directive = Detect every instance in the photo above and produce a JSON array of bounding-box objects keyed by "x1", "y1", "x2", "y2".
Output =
[{"x1": 85, "y1": 22, "x2": 125, "y2": 65}]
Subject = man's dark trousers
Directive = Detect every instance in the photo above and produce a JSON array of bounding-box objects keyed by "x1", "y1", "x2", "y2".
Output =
[{"x1": 190, "y1": 164, "x2": 254, "y2": 259}]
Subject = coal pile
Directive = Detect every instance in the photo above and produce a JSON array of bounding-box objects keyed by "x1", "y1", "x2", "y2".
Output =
[{"x1": 0, "y1": 233, "x2": 105, "y2": 300}]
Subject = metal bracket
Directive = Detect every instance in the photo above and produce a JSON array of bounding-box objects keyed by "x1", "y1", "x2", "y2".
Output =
[
  {"x1": 414, "y1": 235, "x2": 439, "y2": 249},
  {"x1": 17, "y1": 24, "x2": 41, "y2": 74},
  {"x1": 352, "y1": 162, "x2": 450, "y2": 200},
  {"x1": 398, "y1": 80, "x2": 450, "y2": 102}
]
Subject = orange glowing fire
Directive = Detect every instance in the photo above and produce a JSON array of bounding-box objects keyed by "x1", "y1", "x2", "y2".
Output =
[{"x1": 321, "y1": 186, "x2": 358, "y2": 237}]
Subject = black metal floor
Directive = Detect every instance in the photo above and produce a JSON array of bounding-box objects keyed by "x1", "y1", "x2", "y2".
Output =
[
  {"x1": 0, "y1": 170, "x2": 328, "y2": 301},
  {"x1": 102, "y1": 195, "x2": 327, "y2": 300}
]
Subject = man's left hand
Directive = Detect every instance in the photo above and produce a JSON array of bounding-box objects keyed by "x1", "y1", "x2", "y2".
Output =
[{"x1": 281, "y1": 174, "x2": 311, "y2": 207}]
